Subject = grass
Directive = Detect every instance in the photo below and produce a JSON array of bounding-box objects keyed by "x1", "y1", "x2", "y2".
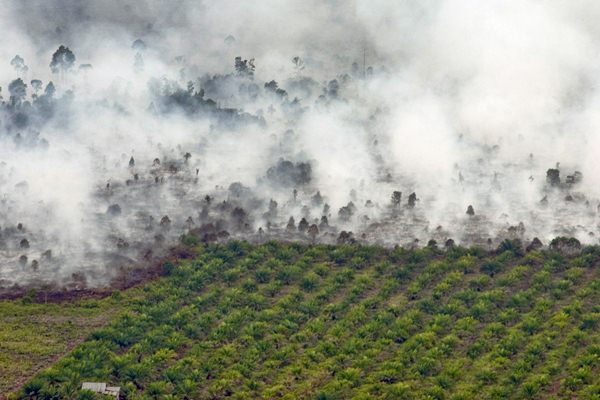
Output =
[
  {"x1": 6, "y1": 240, "x2": 600, "y2": 399},
  {"x1": 0, "y1": 298, "x2": 120, "y2": 397}
]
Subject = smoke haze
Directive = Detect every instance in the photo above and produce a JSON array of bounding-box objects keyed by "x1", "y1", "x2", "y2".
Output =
[{"x1": 1, "y1": 0, "x2": 600, "y2": 288}]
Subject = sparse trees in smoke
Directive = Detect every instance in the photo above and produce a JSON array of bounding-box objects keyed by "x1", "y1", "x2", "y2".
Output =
[
  {"x1": 132, "y1": 39, "x2": 147, "y2": 52},
  {"x1": 2, "y1": 21, "x2": 599, "y2": 286},
  {"x1": 269, "y1": 199, "x2": 278, "y2": 212},
  {"x1": 312, "y1": 191, "x2": 323, "y2": 206},
  {"x1": 224, "y1": 35, "x2": 235, "y2": 45},
  {"x1": 264, "y1": 80, "x2": 287, "y2": 98},
  {"x1": 264, "y1": 199, "x2": 278, "y2": 221},
  {"x1": 292, "y1": 56, "x2": 304, "y2": 74},
  {"x1": 10, "y1": 55, "x2": 28, "y2": 74},
  {"x1": 8, "y1": 78, "x2": 27, "y2": 106},
  {"x1": 50, "y1": 45, "x2": 76, "y2": 74},
  {"x1": 286, "y1": 217, "x2": 296, "y2": 230},
  {"x1": 566, "y1": 171, "x2": 582, "y2": 185},
  {"x1": 235, "y1": 57, "x2": 255, "y2": 77},
  {"x1": 148, "y1": 76, "x2": 265, "y2": 126},
  {"x1": 132, "y1": 39, "x2": 146, "y2": 73},
  {"x1": 546, "y1": 168, "x2": 560, "y2": 187},
  {"x1": 159, "y1": 216, "x2": 171, "y2": 231},
  {"x1": 298, "y1": 217, "x2": 309, "y2": 232},
  {"x1": 228, "y1": 182, "x2": 248, "y2": 198},
  {"x1": 407, "y1": 193, "x2": 418, "y2": 208},
  {"x1": 338, "y1": 202, "x2": 356, "y2": 222},
  {"x1": 319, "y1": 216, "x2": 329, "y2": 229},
  {"x1": 391, "y1": 191, "x2": 402, "y2": 206},
  {"x1": 107, "y1": 204, "x2": 122, "y2": 216},
  {"x1": 337, "y1": 231, "x2": 355, "y2": 244},
  {"x1": 308, "y1": 224, "x2": 319, "y2": 242},
  {"x1": 466, "y1": 205, "x2": 475, "y2": 216},
  {"x1": 44, "y1": 82, "x2": 56, "y2": 97},
  {"x1": 326, "y1": 80, "x2": 339, "y2": 98},
  {"x1": 30, "y1": 80, "x2": 43, "y2": 96},
  {"x1": 266, "y1": 159, "x2": 311, "y2": 187},
  {"x1": 231, "y1": 207, "x2": 248, "y2": 229}
]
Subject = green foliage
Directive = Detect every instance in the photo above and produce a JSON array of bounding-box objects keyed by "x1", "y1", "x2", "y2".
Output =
[
  {"x1": 481, "y1": 260, "x2": 503, "y2": 276},
  {"x1": 497, "y1": 239, "x2": 524, "y2": 256},
  {"x1": 162, "y1": 262, "x2": 175, "y2": 275},
  {"x1": 180, "y1": 233, "x2": 200, "y2": 247},
  {"x1": 8, "y1": 241, "x2": 600, "y2": 399},
  {"x1": 0, "y1": 296, "x2": 122, "y2": 395}
]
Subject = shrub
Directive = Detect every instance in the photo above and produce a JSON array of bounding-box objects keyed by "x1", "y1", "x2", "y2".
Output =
[
  {"x1": 162, "y1": 262, "x2": 175, "y2": 275},
  {"x1": 481, "y1": 260, "x2": 502, "y2": 276},
  {"x1": 300, "y1": 272, "x2": 320, "y2": 292},
  {"x1": 497, "y1": 239, "x2": 524, "y2": 256},
  {"x1": 276, "y1": 265, "x2": 302, "y2": 285},
  {"x1": 242, "y1": 279, "x2": 258, "y2": 293},
  {"x1": 181, "y1": 233, "x2": 199, "y2": 247}
]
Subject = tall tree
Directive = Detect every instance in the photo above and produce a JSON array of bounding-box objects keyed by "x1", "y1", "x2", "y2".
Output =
[
  {"x1": 8, "y1": 78, "x2": 27, "y2": 106},
  {"x1": 30, "y1": 79, "x2": 43, "y2": 95},
  {"x1": 234, "y1": 57, "x2": 255, "y2": 77},
  {"x1": 50, "y1": 45, "x2": 76, "y2": 74},
  {"x1": 10, "y1": 55, "x2": 28, "y2": 74},
  {"x1": 44, "y1": 81, "x2": 56, "y2": 97}
]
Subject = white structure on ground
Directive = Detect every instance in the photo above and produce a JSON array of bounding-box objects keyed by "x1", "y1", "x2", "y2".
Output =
[{"x1": 81, "y1": 382, "x2": 120, "y2": 397}]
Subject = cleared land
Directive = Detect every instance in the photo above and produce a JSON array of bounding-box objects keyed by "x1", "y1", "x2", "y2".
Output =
[
  {"x1": 0, "y1": 298, "x2": 119, "y2": 397},
  {"x1": 6, "y1": 240, "x2": 600, "y2": 399}
]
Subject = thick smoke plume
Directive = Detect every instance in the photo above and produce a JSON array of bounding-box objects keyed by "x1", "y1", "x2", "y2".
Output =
[{"x1": 1, "y1": 0, "x2": 600, "y2": 288}]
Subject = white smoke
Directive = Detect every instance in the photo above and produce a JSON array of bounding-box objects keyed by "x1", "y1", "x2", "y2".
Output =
[{"x1": 1, "y1": 0, "x2": 600, "y2": 289}]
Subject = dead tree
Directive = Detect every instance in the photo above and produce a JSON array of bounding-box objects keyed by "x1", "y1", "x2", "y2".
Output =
[
  {"x1": 308, "y1": 224, "x2": 319, "y2": 242},
  {"x1": 286, "y1": 217, "x2": 296, "y2": 230},
  {"x1": 407, "y1": 192, "x2": 418, "y2": 208}
]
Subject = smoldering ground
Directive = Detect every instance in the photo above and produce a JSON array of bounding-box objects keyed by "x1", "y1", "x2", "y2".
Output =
[{"x1": 1, "y1": 0, "x2": 600, "y2": 289}]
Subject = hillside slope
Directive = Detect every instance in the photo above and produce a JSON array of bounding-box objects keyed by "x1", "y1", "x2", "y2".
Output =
[
  {"x1": 13, "y1": 240, "x2": 600, "y2": 399},
  {"x1": 0, "y1": 299, "x2": 122, "y2": 397}
]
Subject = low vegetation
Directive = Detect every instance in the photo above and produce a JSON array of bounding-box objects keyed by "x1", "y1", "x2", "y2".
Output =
[
  {"x1": 9, "y1": 240, "x2": 600, "y2": 399},
  {"x1": 0, "y1": 296, "x2": 121, "y2": 396}
]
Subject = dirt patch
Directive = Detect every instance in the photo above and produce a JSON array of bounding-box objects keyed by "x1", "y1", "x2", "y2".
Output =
[{"x1": 0, "y1": 244, "x2": 198, "y2": 303}]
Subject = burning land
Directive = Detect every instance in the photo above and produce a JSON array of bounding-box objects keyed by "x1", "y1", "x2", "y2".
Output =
[{"x1": 1, "y1": 24, "x2": 600, "y2": 291}]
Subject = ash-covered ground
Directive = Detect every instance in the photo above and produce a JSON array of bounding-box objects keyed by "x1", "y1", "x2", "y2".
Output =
[{"x1": 1, "y1": 1, "x2": 600, "y2": 288}]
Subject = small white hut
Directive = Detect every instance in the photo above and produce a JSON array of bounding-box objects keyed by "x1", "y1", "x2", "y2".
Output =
[{"x1": 81, "y1": 382, "x2": 120, "y2": 398}]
